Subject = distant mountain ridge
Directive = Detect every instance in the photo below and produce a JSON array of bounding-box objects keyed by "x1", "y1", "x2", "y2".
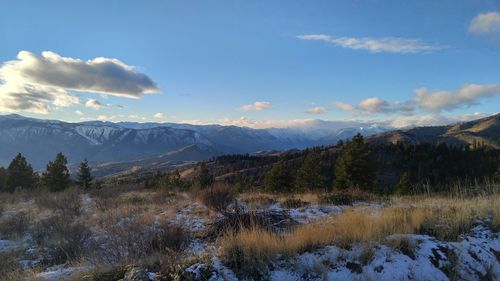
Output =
[
  {"x1": 368, "y1": 113, "x2": 500, "y2": 148},
  {"x1": 0, "y1": 114, "x2": 390, "y2": 170}
]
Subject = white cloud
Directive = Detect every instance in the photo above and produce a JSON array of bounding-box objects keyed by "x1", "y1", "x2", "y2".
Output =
[
  {"x1": 469, "y1": 12, "x2": 500, "y2": 34},
  {"x1": 75, "y1": 110, "x2": 84, "y2": 116},
  {"x1": 85, "y1": 99, "x2": 102, "y2": 109},
  {"x1": 334, "y1": 101, "x2": 355, "y2": 111},
  {"x1": 414, "y1": 84, "x2": 500, "y2": 112},
  {"x1": 218, "y1": 117, "x2": 318, "y2": 129},
  {"x1": 239, "y1": 101, "x2": 272, "y2": 111},
  {"x1": 154, "y1": 112, "x2": 165, "y2": 119},
  {"x1": 0, "y1": 51, "x2": 158, "y2": 113},
  {"x1": 296, "y1": 34, "x2": 444, "y2": 54},
  {"x1": 306, "y1": 106, "x2": 326, "y2": 114},
  {"x1": 389, "y1": 112, "x2": 489, "y2": 128},
  {"x1": 335, "y1": 84, "x2": 500, "y2": 115},
  {"x1": 335, "y1": 97, "x2": 415, "y2": 115}
]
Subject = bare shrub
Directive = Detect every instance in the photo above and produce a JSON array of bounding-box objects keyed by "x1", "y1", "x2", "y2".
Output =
[
  {"x1": 35, "y1": 187, "x2": 82, "y2": 217},
  {"x1": 70, "y1": 266, "x2": 126, "y2": 281},
  {"x1": 91, "y1": 187, "x2": 121, "y2": 212},
  {"x1": 0, "y1": 211, "x2": 30, "y2": 239},
  {"x1": 0, "y1": 251, "x2": 25, "y2": 280},
  {"x1": 32, "y1": 214, "x2": 92, "y2": 264},
  {"x1": 92, "y1": 208, "x2": 190, "y2": 264},
  {"x1": 201, "y1": 184, "x2": 236, "y2": 212},
  {"x1": 282, "y1": 198, "x2": 309, "y2": 209},
  {"x1": 205, "y1": 209, "x2": 294, "y2": 240}
]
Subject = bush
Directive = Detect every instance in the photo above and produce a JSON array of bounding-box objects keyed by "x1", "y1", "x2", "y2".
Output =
[
  {"x1": 123, "y1": 195, "x2": 150, "y2": 205},
  {"x1": 0, "y1": 211, "x2": 30, "y2": 239},
  {"x1": 92, "y1": 209, "x2": 190, "y2": 264},
  {"x1": 0, "y1": 251, "x2": 27, "y2": 280},
  {"x1": 32, "y1": 214, "x2": 92, "y2": 264},
  {"x1": 201, "y1": 184, "x2": 236, "y2": 212},
  {"x1": 319, "y1": 192, "x2": 354, "y2": 205},
  {"x1": 71, "y1": 266, "x2": 126, "y2": 281},
  {"x1": 91, "y1": 187, "x2": 120, "y2": 212},
  {"x1": 282, "y1": 198, "x2": 309, "y2": 209},
  {"x1": 35, "y1": 187, "x2": 82, "y2": 217}
]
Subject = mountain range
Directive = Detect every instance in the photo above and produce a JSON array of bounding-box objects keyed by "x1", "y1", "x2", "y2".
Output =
[
  {"x1": 1, "y1": 113, "x2": 497, "y2": 176},
  {"x1": 0, "y1": 114, "x2": 387, "y2": 173}
]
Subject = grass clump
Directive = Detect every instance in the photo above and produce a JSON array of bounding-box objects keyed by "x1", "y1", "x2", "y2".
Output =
[{"x1": 219, "y1": 194, "x2": 500, "y2": 277}]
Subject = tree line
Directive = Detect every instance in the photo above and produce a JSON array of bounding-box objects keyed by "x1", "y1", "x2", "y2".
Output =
[
  {"x1": 212, "y1": 134, "x2": 500, "y2": 194},
  {"x1": 0, "y1": 153, "x2": 93, "y2": 193}
]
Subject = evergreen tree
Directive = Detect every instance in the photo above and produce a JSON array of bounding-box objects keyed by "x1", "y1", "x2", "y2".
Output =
[
  {"x1": 295, "y1": 152, "x2": 327, "y2": 192},
  {"x1": 198, "y1": 162, "x2": 213, "y2": 188},
  {"x1": 0, "y1": 167, "x2": 8, "y2": 192},
  {"x1": 76, "y1": 159, "x2": 93, "y2": 190},
  {"x1": 6, "y1": 153, "x2": 37, "y2": 192},
  {"x1": 395, "y1": 172, "x2": 411, "y2": 195},
  {"x1": 264, "y1": 160, "x2": 294, "y2": 193},
  {"x1": 334, "y1": 134, "x2": 376, "y2": 191},
  {"x1": 42, "y1": 153, "x2": 71, "y2": 192}
]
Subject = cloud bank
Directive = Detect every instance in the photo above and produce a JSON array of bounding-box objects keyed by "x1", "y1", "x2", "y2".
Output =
[
  {"x1": 0, "y1": 51, "x2": 158, "y2": 113},
  {"x1": 296, "y1": 34, "x2": 444, "y2": 54}
]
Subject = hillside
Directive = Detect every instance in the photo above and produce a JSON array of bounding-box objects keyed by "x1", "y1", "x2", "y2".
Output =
[{"x1": 368, "y1": 113, "x2": 500, "y2": 148}]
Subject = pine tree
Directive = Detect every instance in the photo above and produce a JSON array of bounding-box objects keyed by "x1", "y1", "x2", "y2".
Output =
[
  {"x1": 295, "y1": 152, "x2": 327, "y2": 192},
  {"x1": 198, "y1": 162, "x2": 213, "y2": 188},
  {"x1": 42, "y1": 152, "x2": 71, "y2": 192},
  {"x1": 334, "y1": 134, "x2": 376, "y2": 191},
  {"x1": 6, "y1": 153, "x2": 37, "y2": 192},
  {"x1": 395, "y1": 172, "x2": 411, "y2": 195},
  {"x1": 0, "y1": 167, "x2": 8, "y2": 192},
  {"x1": 264, "y1": 160, "x2": 294, "y2": 193},
  {"x1": 76, "y1": 159, "x2": 93, "y2": 190}
]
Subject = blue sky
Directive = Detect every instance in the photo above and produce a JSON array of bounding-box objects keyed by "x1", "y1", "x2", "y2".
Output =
[{"x1": 0, "y1": 0, "x2": 499, "y2": 128}]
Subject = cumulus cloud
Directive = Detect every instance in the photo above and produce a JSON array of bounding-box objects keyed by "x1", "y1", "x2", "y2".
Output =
[
  {"x1": 334, "y1": 97, "x2": 415, "y2": 115},
  {"x1": 239, "y1": 101, "x2": 272, "y2": 111},
  {"x1": 85, "y1": 99, "x2": 102, "y2": 109},
  {"x1": 335, "y1": 84, "x2": 500, "y2": 115},
  {"x1": 306, "y1": 106, "x2": 326, "y2": 114},
  {"x1": 296, "y1": 34, "x2": 444, "y2": 54},
  {"x1": 75, "y1": 110, "x2": 84, "y2": 116},
  {"x1": 154, "y1": 112, "x2": 165, "y2": 119},
  {"x1": 469, "y1": 12, "x2": 500, "y2": 34},
  {"x1": 414, "y1": 84, "x2": 500, "y2": 112},
  {"x1": 0, "y1": 51, "x2": 158, "y2": 113}
]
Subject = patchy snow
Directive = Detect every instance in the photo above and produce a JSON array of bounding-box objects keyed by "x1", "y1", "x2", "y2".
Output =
[
  {"x1": 288, "y1": 204, "x2": 342, "y2": 223},
  {"x1": 36, "y1": 264, "x2": 89, "y2": 281},
  {"x1": 267, "y1": 224, "x2": 500, "y2": 281},
  {"x1": 209, "y1": 258, "x2": 239, "y2": 281},
  {"x1": 174, "y1": 203, "x2": 206, "y2": 232}
]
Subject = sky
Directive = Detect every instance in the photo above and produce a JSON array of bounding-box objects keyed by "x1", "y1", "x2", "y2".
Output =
[{"x1": 0, "y1": 0, "x2": 499, "y2": 128}]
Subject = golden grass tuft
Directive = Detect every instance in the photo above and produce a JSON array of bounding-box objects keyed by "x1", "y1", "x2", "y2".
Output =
[{"x1": 219, "y1": 194, "x2": 500, "y2": 276}]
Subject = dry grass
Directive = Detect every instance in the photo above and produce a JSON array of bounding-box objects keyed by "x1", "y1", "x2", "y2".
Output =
[{"x1": 219, "y1": 194, "x2": 500, "y2": 276}]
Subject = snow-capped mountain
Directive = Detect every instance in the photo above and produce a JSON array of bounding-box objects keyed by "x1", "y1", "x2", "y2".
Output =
[{"x1": 0, "y1": 114, "x2": 392, "y2": 170}]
